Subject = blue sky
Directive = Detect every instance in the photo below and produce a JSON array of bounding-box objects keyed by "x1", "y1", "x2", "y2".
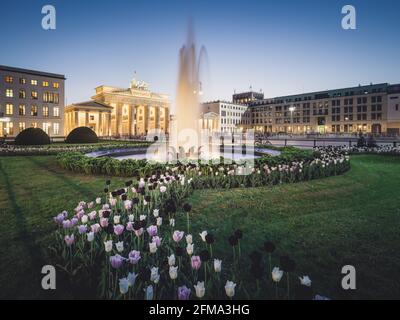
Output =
[{"x1": 1, "y1": 0, "x2": 399, "y2": 108}]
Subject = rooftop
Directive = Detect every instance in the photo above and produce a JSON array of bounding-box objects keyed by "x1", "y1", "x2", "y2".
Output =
[{"x1": 0, "y1": 65, "x2": 66, "y2": 80}]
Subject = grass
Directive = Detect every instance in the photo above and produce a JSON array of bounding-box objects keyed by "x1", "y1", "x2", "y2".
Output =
[{"x1": 0, "y1": 154, "x2": 399, "y2": 299}]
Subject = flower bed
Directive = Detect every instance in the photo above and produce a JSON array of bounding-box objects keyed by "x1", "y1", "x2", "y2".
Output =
[
  {"x1": 51, "y1": 148, "x2": 349, "y2": 299},
  {"x1": 315, "y1": 145, "x2": 400, "y2": 156},
  {"x1": 0, "y1": 141, "x2": 151, "y2": 156}
]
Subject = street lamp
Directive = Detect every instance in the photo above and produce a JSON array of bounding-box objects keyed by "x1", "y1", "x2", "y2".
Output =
[{"x1": 288, "y1": 106, "x2": 296, "y2": 133}]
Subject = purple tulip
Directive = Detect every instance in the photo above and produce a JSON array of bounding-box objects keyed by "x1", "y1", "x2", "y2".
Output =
[
  {"x1": 126, "y1": 222, "x2": 134, "y2": 231},
  {"x1": 78, "y1": 225, "x2": 87, "y2": 234},
  {"x1": 71, "y1": 217, "x2": 79, "y2": 227},
  {"x1": 173, "y1": 230, "x2": 184, "y2": 243},
  {"x1": 110, "y1": 254, "x2": 124, "y2": 269},
  {"x1": 152, "y1": 236, "x2": 162, "y2": 247},
  {"x1": 147, "y1": 225, "x2": 158, "y2": 237},
  {"x1": 128, "y1": 250, "x2": 141, "y2": 264},
  {"x1": 54, "y1": 213, "x2": 65, "y2": 225},
  {"x1": 191, "y1": 256, "x2": 201, "y2": 270},
  {"x1": 91, "y1": 223, "x2": 101, "y2": 233},
  {"x1": 114, "y1": 224, "x2": 125, "y2": 236},
  {"x1": 177, "y1": 286, "x2": 191, "y2": 300},
  {"x1": 62, "y1": 220, "x2": 72, "y2": 229},
  {"x1": 100, "y1": 217, "x2": 109, "y2": 228}
]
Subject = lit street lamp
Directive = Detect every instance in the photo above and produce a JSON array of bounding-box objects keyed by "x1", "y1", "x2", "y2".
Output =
[{"x1": 288, "y1": 106, "x2": 296, "y2": 133}]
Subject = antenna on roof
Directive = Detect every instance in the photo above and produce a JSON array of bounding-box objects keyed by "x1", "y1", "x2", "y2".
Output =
[{"x1": 249, "y1": 85, "x2": 252, "y2": 91}]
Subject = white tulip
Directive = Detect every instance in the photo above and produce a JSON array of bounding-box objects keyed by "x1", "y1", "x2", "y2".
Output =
[
  {"x1": 168, "y1": 254, "x2": 176, "y2": 266},
  {"x1": 169, "y1": 266, "x2": 178, "y2": 280},
  {"x1": 144, "y1": 285, "x2": 153, "y2": 300},
  {"x1": 87, "y1": 231, "x2": 94, "y2": 242},
  {"x1": 127, "y1": 272, "x2": 137, "y2": 287},
  {"x1": 113, "y1": 215, "x2": 121, "y2": 224},
  {"x1": 199, "y1": 231, "x2": 208, "y2": 242},
  {"x1": 119, "y1": 277, "x2": 129, "y2": 294},
  {"x1": 81, "y1": 215, "x2": 88, "y2": 224},
  {"x1": 194, "y1": 281, "x2": 205, "y2": 298},
  {"x1": 153, "y1": 209, "x2": 159, "y2": 217},
  {"x1": 225, "y1": 280, "x2": 236, "y2": 298},
  {"x1": 116, "y1": 241, "x2": 124, "y2": 253},
  {"x1": 214, "y1": 259, "x2": 222, "y2": 273},
  {"x1": 149, "y1": 242, "x2": 157, "y2": 254},
  {"x1": 104, "y1": 240, "x2": 113, "y2": 253},
  {"x1": 186, "y1": 234, "x2": 193, "y2": 244},
  {"x1": 169, "y1": 218, "x2": 175, "y2": 227},
  {"x1": 128, "y1": 214, "x2": 134, "y2": 222},
  {"x1": 156, "y1": 217, "x2": 162, "y2": 226},
  {"x1": 140, "y1": 215, "x2": 146, "y2": 221},
  {"x1": 272, "y1": 267, "x2": 284, "y2": 282},
  {"x1": 299, "y1": 275, "x2": 312, "y2": 287},
  {"x1": 186, "y1": 243, "x2": 194, "y2": 255},
  {"x1": 150, "y1": 267, "x2": 160, "y2": 283}
]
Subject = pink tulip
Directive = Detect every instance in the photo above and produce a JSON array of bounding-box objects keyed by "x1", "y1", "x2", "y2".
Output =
[
  {"x1": 152, "y1": 236, "x2": 162, "y2": 247},
  {"x1": 100, "y1": 218, "x2": 109, "y2": 228},
  {"x1": 91, "y1": 223, "x2": 101, "y2": 233},
  {"x1": 191, "y1": 255, "x2": 201, "y2": 270},
  {"x1": 147, "y1": 225, "x2": 158, "y2": 237},
  {"x1": 114, "y1": 224, "x2": 125, "y2": 236},
  {"x1": 173, "y1": 230, "x2": 184, "y2": 243},
  {"x1": 134, "y1": 228, "x2": 143, "y2": 237},
  {"x1": 126, "y1": 222, "x2": 134, "y2": 231},
  {"x1": 64, "y1": 234, "x2": 75, "y2": 246}
]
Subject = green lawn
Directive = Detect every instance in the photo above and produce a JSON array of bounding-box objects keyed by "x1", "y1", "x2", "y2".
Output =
[{"x1": 0, "y1": 154, "x2": 399, "y2": 299}]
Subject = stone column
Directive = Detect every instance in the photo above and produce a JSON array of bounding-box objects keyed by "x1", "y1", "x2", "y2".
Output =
[
  {"x1": 85, "y1": 111, "x2": 89, "y2": 127},
  {"x1": 155, "y1": 106, "x2": 160, "y2": 129},
  {"x1": 74, "y1": 110, "x2": 79, "y2": 127},
  {"x1": 98, "y1": 111, "x2": 102, "y2": 136}
]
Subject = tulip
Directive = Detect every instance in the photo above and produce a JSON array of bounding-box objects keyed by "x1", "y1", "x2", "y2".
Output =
[
  {"x1": 124, "y1": 200, "x2": 132, "y2": 210},
  {"x1": 144, "y1": 285, "x2": 153, "y2": 300},
  {"x1": 186, "y1": 234, "x2": 193, "y2": 244},
  {"x1": 150, "y1": 267, "x2": 160, "y2": 284},
  {"x1": 104, "y1": 240, "x2": 113, "y2": 253},
  {"x1": 194, "y1": 281, "x2": 205, "y2": 298},
  {"x1": 113, "y1": 215, "x2": 121, "y2": 224},
  {"x1": 100, "y1": 217, "x2": 109, "y2": 228},
  {"x1": 95, "y1": 197, "x2": 101, "y2": 204},
  {"x1": 114, "y1": 224, "x2": 124, "y2": 236},
  {"x1": 128, "y1": 214, "x2": 134, "y2": 222},
  {"x1": 199, "y1": 231, "x2": 208, "y2": 242},
  {"x1": 88, "y1": 211, "x2": 97, "y2": 220},
  {"x1": 53, "y1": 213, "x2": 65, "y2": 225},
  {"x1": 191, "y1": 256, "x2": 201, "y2": 270},
  {"x1": 78, "y1": 224, "x2": 87, "y2": 234},
  {"x1": 156, "y1": 217, "x2": 162, "y2": 226},
  {"x1": 62, "y1": 220, "x2": 72, "y2": 229},
  {"x1": 177, "y1": 286, "x2": 191, "y2": 300},
  {"x1": 134, "y1": 228, "x2": 143, "y2": 237},
  {"x1": 126, "y1": 221, "x2": 134, "y2": 231},
  {"x1": 153, "y1": 209, "x2": 159, "y2": 217},
  {"x1": 214, "y1": 259, "x2": 222, "y2": 273},
  {"x1": 160, "y1": 186, "x2": 167, "y2": 193},
  {"x1": 119, "y1": 277, "x2": 129, "y2": 295},
  {"x1": 127, "y1": 272, "x2": 137, "y2": 287},
  {"x1": 186, "y1": 243, "x2": 194, "y2": 256},
  {"x1": 64, "y1": 234, "x2": 75, "y2": 246},
  {"x1": 225, "y1": 280, "x2": 236, "y2": 298},
  {"x1": 140, "y1": 215, "x2": 146, "y2": 221},
  {"x1": 169, "y1": 266, "x2": 178, "y2": 280},
  {"x1": 149, "y1": 241, "x2": 157, "y2": 254},
  {"x1": 168, "y1": 254, "x2": 176, "y2": 266},
  {"x1": 299, "y1": 275, "x2": 312, "y2": 287},
  {"x1": 272, "y1": 267, "x2": 284, "y2": 282},
  {"x1": 110, "y1": 254, "x2": 123, "y2": 269},
  {"x1": 147, "y1": 225, "x2": 157, "y2": 237},
  {"x1": 87, "y1": 231, "x2": 94, "y2": 242},
  {"x1": 81, "y1": 215, "x2": 88, "y2": 224},
  {"x1": 128, "y1": 250, "x2": 141, "y2": 264},
  {"x1": 152, "y1": 236, "x2": 162, "y2": 247},
  {"x1": 169, "y1": 218, "x2": 175, "y2": 227},
  {"x1": 115, "y1": 241, "x2": 124, "y2": 253},
  {"x1": 173, "y1": 230, "x2": 184, "y2": 242}
]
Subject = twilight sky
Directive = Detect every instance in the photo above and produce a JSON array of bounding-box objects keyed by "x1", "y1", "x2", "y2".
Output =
[{"x1": 1, "y1": 0, "x2": 400, "y2": 109}]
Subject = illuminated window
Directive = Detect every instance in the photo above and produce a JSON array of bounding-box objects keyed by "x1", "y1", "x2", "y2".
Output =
[
  {"x1": 31, "y1": 91, "x2": 38, "y2": 99},
  {"x1": 43, "y1": 122, "x2": 50, "y2": 134},
  {"x1": 19, "y1": 122, "x2": 25, "y2": 132},
  {"x1": 4, "y1": 122, "x2": 13, "y2": 135},
  {"x1": 42, "y1": 81, "x2": 49, "y2": 87},
  {"x1": 19, "y1": 78, "x2": 26, "y2": 84},
  {"x1": 5, "y1": 76, "x2": 13, "y2": 83},
  {"x1": 53, "y1": 123, "x2": 60, "y2": 135},
  {"x1": 31, "y1": 105, "x2": 38, "y2": 116},
  {"x1": 31, "y1": 122, "x2": 37, "y2": 128},
  {"x1": 31, "y1": 79, "x2": 38, "y2": 85},
  {"x1": 6, "y1": 89, "x2": 13, "y2": 97},
  {"x1": 43, "y1": 106, "x2": 49, "y2": 117},
  {"x1": 6, "y1": 103, "x2": 13, "y2": 115},
  {"x1": 53, "y1": 107, "x2": 60, "y2": 117},
  {"x1": 19, "y1": 89, "x2": 26, "y2": 99},
  {"x1": 53, "y1": 82, "x2": 59, "y2": 89},
  {"x1": 19, "y1": 105, "x2": 26, "y2": 116}
]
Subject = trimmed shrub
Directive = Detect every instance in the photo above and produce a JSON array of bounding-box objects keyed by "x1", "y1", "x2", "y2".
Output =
[
  {"x1": 14, "y1": 128, "x2": 50, "y2": 145},
  {"x1": 66, "y1": 127, "x2": 98, "y2": 144}
]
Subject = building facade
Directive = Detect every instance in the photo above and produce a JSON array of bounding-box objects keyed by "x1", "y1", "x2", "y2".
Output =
[
  {"x1": 238, "y1": 83, "x2": 400, "y2": 135},
  {"x1": 65, "y1": 79, "x2": 170, "y2": 137},
  {"x1": 201, "y1": 101, "x2": 249, "y2": 133},
  {"x1": 0, "y1": 65, "x2": 65, "y2": 137}
]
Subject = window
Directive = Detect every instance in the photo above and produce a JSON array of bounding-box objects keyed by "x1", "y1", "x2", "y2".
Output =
[
  {"x1": 42, "y1": 81, "x2": 49, "y2": 87},
  {"x1": 19, "y1": 122, "x2": 25, "y2": 132},
  {"x1": 31, "y1": 79, "x2": 38, "y2": 86},
  {"x1": 31, "y1": 91, "x2": 38, "y2": 99},
  {"x1": 31, "y1": 105, "x2": 38, "y2": 116},
  {"x1": 19, "y1": 89, "x2": 26, "y2": 99},
  {"x1": 19, "y1": 105, "x2": 25, "y2": 115},
  {"x1": 6, "y1": 89, "x2": 13, "y2": 97},
  {"x1": 19, "y1": 78, "x2": 26, "y2": 84},
  {"x1": 43, "y1": 106, "x2": 49, "y2": 117},
  {"x1": 5, "y1": 76, "x2": 13, "y2": 83},
  {"x1": 53, "y1": 107, "x2": 60, "y2": 117},
  {"x1": 31, "y1": 122, "x2": 37, "y2": 128},
  {"x1": 43, "y1": 122, "x2": 50, "y2": 134},
  {"x1": 6, "y1": 103, "x2": 13, "y2": 115},
  {"x1": 4, "y1": 122, "x2": 13, "y2": 135},
  {"x1": 53, "y1": 123, "x2": 60, "y2": 135},
  {"x1": 53, "y1": 82, "x2": 59, "y2": 89}
]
